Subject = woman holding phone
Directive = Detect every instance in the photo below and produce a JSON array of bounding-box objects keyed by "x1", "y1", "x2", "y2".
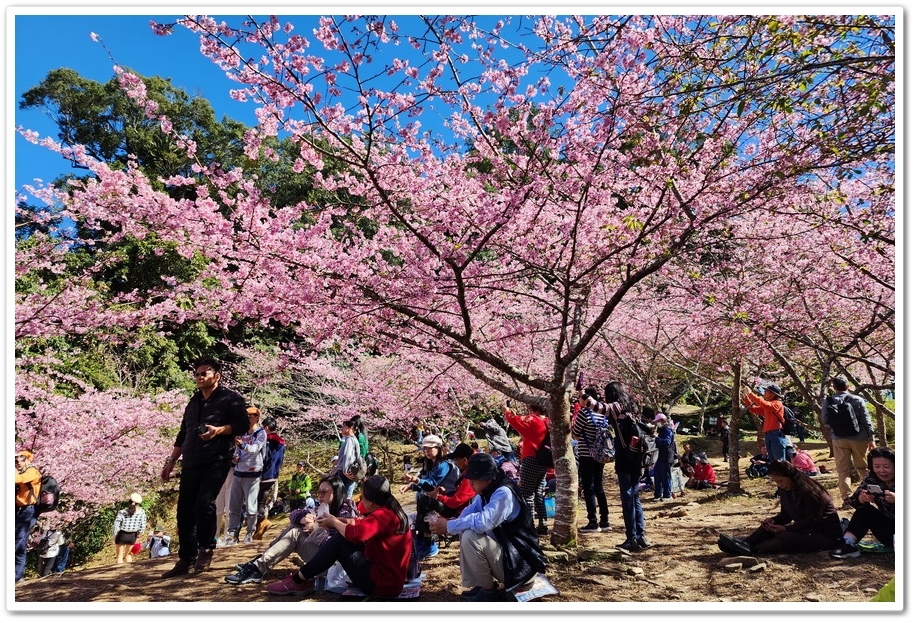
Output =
[{"x1": 830, "y1": 446, "x2": 895, "y2": 559}]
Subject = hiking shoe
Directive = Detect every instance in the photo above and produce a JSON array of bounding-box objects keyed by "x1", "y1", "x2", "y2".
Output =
[
  {"x1": 717, "y1": 534, "x2": 753, "y2": 557},
  {"x1": 635, "y1": 536, "x2": 653, "y2": 550},
  {"x1": 829, "y1": 540, "x2": 861, "y2": 559},
  {"x1": 660, "y1": 497, "x2": 673, "y2": 502},
  {"x1": 161, "y1": 558, "x2": 192, "y2": 579},
  {"x1": 415, "y1": 537, "x2": 439, "y2": 559},
  {"x1": 222, "y1": 535, "x2": 236, "y2": 547},
  {"x1": 225, "y1": 561, "x2": 264, "y2": 585},
  {"x1": 651, "y1": 497, "x2": 662, "y2": 502},
  {"x1": 579, "y1": 522, "x2": 601, "y2": 533},
  {"x1": 243, "y1": 533, "x2": 253, "y2": 544},
  {"x1": 617, "y1": 538, "x2": 638, "y2": 551},
  {"x1": 536, "y1": 524, "x2": 549, "y2": 536},
  {"x1": 193, "y1": 548, "x2": 214, "y2": 572},
  {"x1": 267, "y1": 574, "x2": 315, "y2": 597},
  {"x1": 253, "y1": 518, "x2": 272, "y2": 540},
  {"x1": 598, "y1": 522, "x2": 611, "y2": 532}
]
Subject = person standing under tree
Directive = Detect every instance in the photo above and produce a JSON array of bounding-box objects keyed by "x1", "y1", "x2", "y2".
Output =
[
  {"x1": 160, "y1": 357, "x2": 249, "y2": 579},
  {"x1": 821, "y1": 375, "x2": 876, "y2": 505},
  {"x1": 571, "y1": 387, "x2": 611, "y2": 533},
  {"x1": 742, "y1": 384, "x2": 788, "y2": 462},
  {"x1": 504, "y1": 400, "x2": 551, "y2": 536},
  {"x1": 225, "y1": 407, "x2": 268, "y2": 545},
  {"x1": 14, "y1": 450, "x2": 42, "y2": 583},
  {"x1": 255, "y1": 415, "x2": 286, "y2": 539},
  {"x1": 113, "y1": 493, "x2": 147, "y2": 564}
]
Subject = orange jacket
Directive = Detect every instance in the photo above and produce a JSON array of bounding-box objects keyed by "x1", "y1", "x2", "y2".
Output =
[
  {"x1": 743, "y1": 393, "x2": 785, "y2": 433},
  {"x1": 15, "y1": 466, "x2": 41, "y2": 507}
]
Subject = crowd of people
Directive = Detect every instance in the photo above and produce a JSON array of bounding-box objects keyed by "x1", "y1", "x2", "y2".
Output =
[{"x1": 14, "y1": 360, "x2": 893, "y2": 599}]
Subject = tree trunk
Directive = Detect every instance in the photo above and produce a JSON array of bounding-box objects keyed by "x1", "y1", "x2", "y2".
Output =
[
  {"x1": 726, "y1": 362, "x2": 742, "y2": 494},
  {"x1": 547, "y1": 389, "x2": 578, "y2": 546}
]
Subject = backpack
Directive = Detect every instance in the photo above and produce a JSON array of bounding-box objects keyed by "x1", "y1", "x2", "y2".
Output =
[
  {"x1": 35, "y1": 474, "x2": 61, "y2": 516},
  {"x1": 37, "y1": 533, "x2": 52, "y2": 555},
  {"x1": 586, "y1": 411, "x2": 615, "y2": 464},
  {"x1": 824, "y1": 395, "x2": 860, "y2": 437},
  {"x1": 780, "y1": 405, "x2": 798, "y2": 436},
  {"x1": 347, "y1": 454, "x2": 368, "y2": 482},
  {"x1": 611, "y1": 413, "x2": 653, "y2": 470},
  {"x1": 534, "y1": 426, "x2": 554, "y2": 468}
]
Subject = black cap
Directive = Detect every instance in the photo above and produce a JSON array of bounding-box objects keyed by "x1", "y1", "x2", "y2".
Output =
[
  {"x1": 465, "y1": 453, "x2": 499, "y2": 480},
  {"x1": 445, "y1": 443, "x2": 474, "y2": 460},
  {"x1": 764, "y1": 384, "x2": 782, "y2": 398}
]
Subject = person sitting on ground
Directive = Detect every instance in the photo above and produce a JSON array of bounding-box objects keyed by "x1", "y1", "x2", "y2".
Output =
[
  {"x1": 226, "y1": 475, "x2": 358, "y2": 585},
  {"x1": 790, "y1": 448, "x2": 819, "y2": 477},
  {"x1": 685, "y1": 452, "x2": 717, "y2": 489},
  {"x1": 428, "y1": 452, "x2": 547, "y2": 602},
  {"x1": 746, "y1": 445, "x2": 771, "y2": 478},
  {"x1": 678, "y1": 442, "x2": 697, "y2": 477},
  {"x1": 400, "y1": 434, "x2": 459, "y2": 559},
  {"x1": 145, "y1": 526, "x2": 172, "y2": 559},
  {"x1": 287, "y1": 461, "x2": 312, "y2": 510},
  {"x1": 718, "y1": 460, "x2": 842, "y2": 556},
  {"x1": 829, "y1": 447, "x2": 895, "y2": 559},
  {"x1": 489, "y1": 446, "x2": 519, "y2": 483},
  {"x1": 266, "y1": 475, "x2": 412, "y2": 599},
  {"x1": 481, "y1": 417, "x2": 517, "y2": 463},
  {"x1": 420, "y1": 443, "x2": 478, "y2": 549}
]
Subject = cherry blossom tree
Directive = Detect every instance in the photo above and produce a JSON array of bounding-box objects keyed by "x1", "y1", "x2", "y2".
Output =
[{"x1": 15, "y1": 14, "x2": 894, "y2": 543}]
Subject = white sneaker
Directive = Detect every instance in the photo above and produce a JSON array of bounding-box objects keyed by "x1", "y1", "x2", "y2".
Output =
[
  {"x1": 223, "y1": 536, "x2": 236, "y2": 547},
  {"x1": 244, "y1": 533, "x2": 253, "y2": 544}
]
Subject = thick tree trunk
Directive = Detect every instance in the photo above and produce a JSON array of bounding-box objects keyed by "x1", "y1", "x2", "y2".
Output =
[{"x1": 547, "y1": 390, "x2": 578, "y2": 546}]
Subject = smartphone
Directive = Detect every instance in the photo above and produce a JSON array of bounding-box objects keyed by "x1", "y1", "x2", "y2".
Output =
[{"x1": 866, "y1": 484, "x2": 884, "y2": 496}]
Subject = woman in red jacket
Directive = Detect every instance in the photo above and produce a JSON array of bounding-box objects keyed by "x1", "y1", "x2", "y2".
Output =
[
  {"x1": 267, "y1": 475, "x2": 412, "y2": 598},
  {"x1": 686, "y1": 452, "x2": 717, "y2": 489},
  {"x1": 504, "y1": 400, "x2": 551, "y2": 535}
]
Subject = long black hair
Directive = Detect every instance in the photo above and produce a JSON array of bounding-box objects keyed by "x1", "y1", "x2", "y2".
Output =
[
  {"x1": 361, "y1": 475, "x2": 409, "y2": 535},
  {"x1": 604, "y1": 381, "x2": 636, "y2": 414},
  {"x1": 768, "y1": 460, "x2": 832, "y2": 513},
  {"x1": 321, "y1": 475, "x2": 347, "y2": 516}
]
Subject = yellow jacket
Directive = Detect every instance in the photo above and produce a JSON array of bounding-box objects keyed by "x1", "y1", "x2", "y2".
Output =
[{"x1": 15, "y1": 466, "x2": 41, "y2": 507}]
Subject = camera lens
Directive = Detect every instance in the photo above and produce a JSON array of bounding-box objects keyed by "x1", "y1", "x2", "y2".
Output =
[{"x1": 198, "y1": 424, "x2": 209, "y2": 435}]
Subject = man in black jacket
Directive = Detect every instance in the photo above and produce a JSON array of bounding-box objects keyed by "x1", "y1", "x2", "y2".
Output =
[
  {"x1": 429, "y1": 452, "x2": 547, "y2": 602},
  {"x1": 161, "y1": 357, "x2": 248, "y2": 578}
]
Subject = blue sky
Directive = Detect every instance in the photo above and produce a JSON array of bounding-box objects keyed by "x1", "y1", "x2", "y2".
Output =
[{"x1": 13, "y1": 13, "x2": 266, "y2": 189}]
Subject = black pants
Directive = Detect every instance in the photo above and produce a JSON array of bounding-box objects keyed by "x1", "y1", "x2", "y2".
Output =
[
  {"x1": 176, "y1": 458, "x2": 233, "y2": 562},
  {"x1": 847, "y1": 504, "x2": 894, "y2": 547},
  {"x1": 300, "y1": 532, "x2": 374, "y2": 596},
  {"x1": 745, "y1": 526, "x2": 837, "y2": 554}
]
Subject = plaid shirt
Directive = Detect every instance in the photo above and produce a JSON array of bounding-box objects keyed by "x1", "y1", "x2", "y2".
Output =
[{"x1": 114, "y1": 507, "x2": 147, "y2": 535}]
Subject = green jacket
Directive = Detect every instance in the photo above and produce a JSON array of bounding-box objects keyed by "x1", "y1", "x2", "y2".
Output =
[{"x1": 288, "y1": 471, "x2": 311, "y2": 504}]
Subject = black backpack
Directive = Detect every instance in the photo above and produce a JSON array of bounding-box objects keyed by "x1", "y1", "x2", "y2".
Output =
[
  {"x1": 36, "y1": 474, "x2": 61, "y2": 515},
  {"x1": 824, "y1": 395, "x2": 860, "y2": 437},
  {"x1": 780, "y1": 406, "x2": 798, "y2": 436}
]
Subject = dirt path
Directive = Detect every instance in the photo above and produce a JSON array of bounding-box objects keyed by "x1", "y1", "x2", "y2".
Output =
[{"x1": 13, "y1": 450, "x2": 895, "y2": 606}]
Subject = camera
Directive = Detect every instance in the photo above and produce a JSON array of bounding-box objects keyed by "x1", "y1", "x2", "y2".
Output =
[
  {"x1": 198, "y1": 424, "x2": 210, "y2": 435},
  {"x1": 866, "y1": 484, "x2": 884, "y2": 496}
]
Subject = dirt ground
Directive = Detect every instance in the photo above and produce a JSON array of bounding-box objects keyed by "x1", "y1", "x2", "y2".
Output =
[{"x1": 12, "y1": 443, "x2": 895, "y2": 608}]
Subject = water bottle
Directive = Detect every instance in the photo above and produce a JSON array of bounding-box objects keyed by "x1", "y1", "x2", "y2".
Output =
[{"x1": 316, "y1": 503, "x2": 330, "y2": 519}]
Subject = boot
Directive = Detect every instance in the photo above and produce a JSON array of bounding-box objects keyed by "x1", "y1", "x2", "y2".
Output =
[
  {"x1": 161, "y1": 558, "x2": 192, "y2": 579},
  {"x1": 193, "y1": 547, "x2": 215, "y2": 572},
  {"x1": 253, "y1": 517, "x2": 272, "y2": 540}
]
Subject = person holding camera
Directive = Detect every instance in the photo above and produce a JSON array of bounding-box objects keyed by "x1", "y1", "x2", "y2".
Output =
[
  {"x1": 160, "y1": 357, "x2": 249, "y2": 578},
  {"x1": 830, "y1": 447, "x2": 895, "y2": 559}
]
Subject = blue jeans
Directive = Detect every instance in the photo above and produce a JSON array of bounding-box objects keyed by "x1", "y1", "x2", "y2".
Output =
[
  {"x1": 764, "y1": 430, "x2": 787, "y2": 463},
  {"x1": 653, "y1": 461, "x2": 672, "y2": 499},
  {"x1": 15, "y1": 505, "x2": 37, "y2": 581},
  {"x1": 616, "y1": 468, "x2": 645, "y2": 541}
]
